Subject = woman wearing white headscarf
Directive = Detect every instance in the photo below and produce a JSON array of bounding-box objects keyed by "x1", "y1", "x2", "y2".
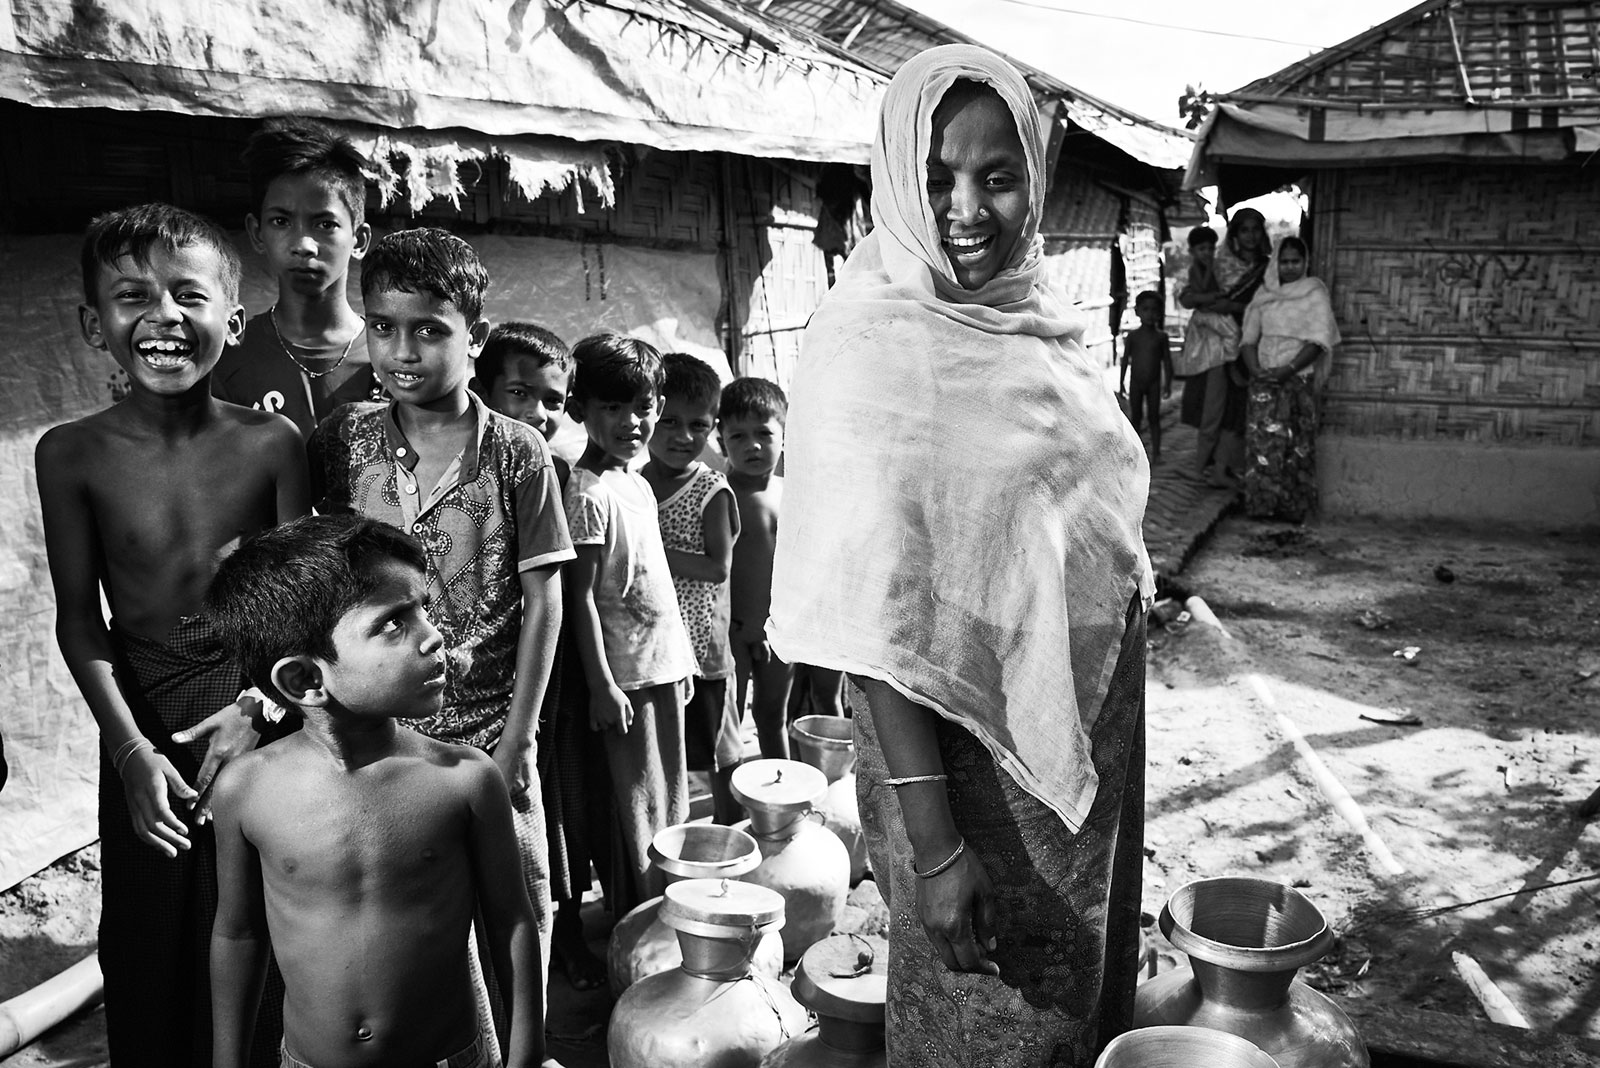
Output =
[
  {"x1": 769, "y1": 45, "x2": 1154, "y2": 1066},
  {"x1": 1240, "y1": 235, "x2": 1340, "y2": 522}
]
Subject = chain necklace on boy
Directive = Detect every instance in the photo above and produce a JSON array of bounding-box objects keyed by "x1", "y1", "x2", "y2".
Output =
[{"x1": 269, "y1": 305, "x2": 358, "y2": 380}]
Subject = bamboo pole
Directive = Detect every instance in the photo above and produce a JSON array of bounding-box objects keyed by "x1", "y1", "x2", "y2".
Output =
[{"x1": 0, "y1": 953, "x2": 104, "y2": 1057}]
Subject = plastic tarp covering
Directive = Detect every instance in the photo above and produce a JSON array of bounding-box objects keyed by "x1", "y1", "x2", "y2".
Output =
[
  {"x1": 0, "y1": 228, "x2": 721, "y2": 891},
  {"x1": 1061, "y1": 99, "x2": 1193, "y2": 171},
  {"x1": 1185, "y1": 104, "x2": 1579, "y2": 190},
  {"x1": 0, "y1": 0, "x2": 884, "y2": 163}
]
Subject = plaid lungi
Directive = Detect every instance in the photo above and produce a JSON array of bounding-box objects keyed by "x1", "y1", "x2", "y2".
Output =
[{"x1": 103, "y1": 616, "x2": 284, "y2": 1068}]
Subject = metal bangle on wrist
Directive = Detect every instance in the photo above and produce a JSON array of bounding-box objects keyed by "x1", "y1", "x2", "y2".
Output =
[{"x1": 914, "y1": 838, "x2": 967, "y2": 879}]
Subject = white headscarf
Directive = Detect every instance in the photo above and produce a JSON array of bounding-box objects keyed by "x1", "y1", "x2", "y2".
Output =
[{"x1": 768, "y1": 45, "x2": 1154, "y2": 832}]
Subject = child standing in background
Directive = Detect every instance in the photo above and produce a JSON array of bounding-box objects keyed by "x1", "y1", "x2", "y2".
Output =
[
  {"x1": 641, "y1": 353, "x2": 742, "y2": 824},
  {"x1": 213, "y1": 118, "x2": 379, "y2": 438},
  {"x1": 1119, "y1": 290, "x2": 1173, "y2": 462},
  {"x1": 720, "y1": 378, "x2": 793, "y2": 759},
  {"x1": 563, "y1": 334, "x2": 697, "y2": 912},
  {"x1": 310, "y1": 229, "x2": 574, "y2": 1026},
  {"x1": 474, "y1": 322, "x2": 607, "y2": 991}
]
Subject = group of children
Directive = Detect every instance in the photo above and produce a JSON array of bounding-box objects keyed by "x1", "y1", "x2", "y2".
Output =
[{"x1": 38, "y1": 117, "x2": 813, "y2": 1068}]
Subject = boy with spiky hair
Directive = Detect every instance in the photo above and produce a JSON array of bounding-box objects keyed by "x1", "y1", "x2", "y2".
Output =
[
  {"x1": 213, "y1": 117, "x2": 379, "y2": 439},
  {"x1": 310, "y1": 227, "x2": 573, "y2": 1022},
  {"x1": 207, "y1": 515, "x2": 551, "y2": 1068},
  {"x1": 37, "y1": 202, "x2": 308, "y2": 1064}
]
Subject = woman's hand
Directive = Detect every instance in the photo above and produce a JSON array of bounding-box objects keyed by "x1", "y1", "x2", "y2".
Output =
[
  {"x1": 121, "y1": 747, "x2": 196, "y2": 857},
  {"x1": 914, "y1": 844, "x2": 1000, "y2": 975}
]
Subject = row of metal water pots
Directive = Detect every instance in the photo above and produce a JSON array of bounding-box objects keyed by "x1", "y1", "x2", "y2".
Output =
[
  {"x1": 607, "y1": 711, "x2": 1371, "y2": 1068},
  {"x1": 608, "y1": 716, "x2": 876, "y2": 1068}
]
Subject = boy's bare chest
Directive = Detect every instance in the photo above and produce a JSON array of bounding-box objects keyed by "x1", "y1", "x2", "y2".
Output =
[
  {"x1": 254, "y1": 777, "x2": 469, "y2": 892},
  {"x1": 89, "y1": 446, "x2": 273, "y2": 559}
]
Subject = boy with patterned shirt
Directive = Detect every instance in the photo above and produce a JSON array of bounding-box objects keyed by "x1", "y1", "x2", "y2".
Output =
[
  {"x1": 213, "y1": 118, "x2": 381, "y2": 438},
  {"x1": 308, "y1": 228, "x2": 573, "y2": 1020},
  {"x1": 641, "y1": 353, "x2": 743, "y2": 824}
]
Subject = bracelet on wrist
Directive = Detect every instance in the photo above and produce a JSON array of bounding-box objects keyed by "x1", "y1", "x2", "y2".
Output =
[
  {"x1": 914, "y1": 838, "x2": 967, "y2": 879},
  {"x1": 884, "y1": 773, "x2": 948, "y2": 788},
  {"x1": 112, "y1": 737, "x2": 156, "y2": 776}
]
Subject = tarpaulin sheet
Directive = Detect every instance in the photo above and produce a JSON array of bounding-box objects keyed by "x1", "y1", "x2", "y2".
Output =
[
  {"x1": 1184, "y1": 104, "x2": 1578, "y2": 190},
  {"x1": 0, "y1": 228, "x2": 720, "y2": 891},
  {"x1": 0, "y1": 0, "x2": 884, "y2": 163}
]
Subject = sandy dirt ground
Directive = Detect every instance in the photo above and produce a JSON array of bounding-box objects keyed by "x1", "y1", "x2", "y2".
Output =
[
  {"x1": 1142, "y1": 514, "x2": 1600, "y2": 1034},
  {"x1": 4, "y1": 512, "x2": 1598, "y2": 1064}
]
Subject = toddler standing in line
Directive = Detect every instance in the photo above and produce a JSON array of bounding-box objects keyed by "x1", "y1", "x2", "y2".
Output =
[
  {"x1": 562, "y1": 334, "x2": 696, "y2": 912},
  {"x1": 720, "y1": 377, "x2": 793, "y2": 759},
  {"x1": 1119, "y1": 291, "x2": 1173, "y2": 462},
  {"x1": 641, "y1": 353, "x2": 743, "y2": 824}
]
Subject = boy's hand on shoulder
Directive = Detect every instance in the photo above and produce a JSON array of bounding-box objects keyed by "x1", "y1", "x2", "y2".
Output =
[
  {"x1": 171, "y1": 695, "x2": 263, "y2": 824},
  {"x1": 589, "y1": 683, "x2": 633, "y2": 735},
  {"x1": 120, "y1": 747, "x2": 197, "y2": 858}
]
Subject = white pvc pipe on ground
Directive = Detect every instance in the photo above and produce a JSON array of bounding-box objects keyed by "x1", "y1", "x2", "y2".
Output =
[
  {"x1": 1451, "y1": 951, "x2": 1530, "y2": 1027},
  {"x1": 0, "y1": 952, "x2": 104, "y2": 1058},
  {"x1": 1184, "y1": 596, "x2": 1406, "y2": 879}
]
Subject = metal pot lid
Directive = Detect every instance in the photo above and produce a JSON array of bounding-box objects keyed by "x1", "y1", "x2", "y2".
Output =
[
  {"x1": 660, "y1": 878, "x2": 786, "y2": 933},
  {"x1": 648, "y1": 823, "x2": 761, "y2": 881},
  {"x1": 731, "y1": 759, "x2": 828, "y2": 814},
  {"x1": 792, "y1": 933, "x2": 888, "y2": 1022}
]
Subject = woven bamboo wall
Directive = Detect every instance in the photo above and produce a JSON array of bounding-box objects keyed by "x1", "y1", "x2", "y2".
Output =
[
  {"x1": 1040, "y1": 167, "x2": 1167, "y2": 363},
  {"x1": 1320, "y1": 163, "x2": 1600, "y2": 446},
  {"x1": 725, "y1": 159, "x2": 831, "y2": 389}
]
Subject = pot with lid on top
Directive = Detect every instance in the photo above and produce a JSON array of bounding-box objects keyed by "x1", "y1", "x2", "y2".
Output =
[
  {"x1": 608, "y1": 878, "x2": 809, "y2": 1068},
  {"x1": 732, "y1": 759, "x2": 852, "y2": 963}
]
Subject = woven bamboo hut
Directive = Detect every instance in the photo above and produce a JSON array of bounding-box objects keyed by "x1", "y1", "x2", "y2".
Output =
[
  {"x1": 741, "y1": 0, "x2": 1203, "y2": 361},
  {"x1": 0, "y1": 0, "x2": 887, "y2": 889},
  {"x1": 1188, "y1": 0, "x2": 1600, "y2": 526}
]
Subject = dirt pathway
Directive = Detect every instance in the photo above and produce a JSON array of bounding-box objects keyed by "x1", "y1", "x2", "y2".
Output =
[{"x1": 1142, "y1": 514, "x2": 1600, "y2": 1033}]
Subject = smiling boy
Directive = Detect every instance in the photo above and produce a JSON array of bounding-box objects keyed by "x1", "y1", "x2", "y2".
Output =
[
  {"x1": 36, "y1": 203, "x2": 308, "y2": 1065},
  {"x1": 212, "y1": 118, "x2": 380, "y2": 439},
  {"x1": 309, "y1": 228, "x2": 573, "y2": 1023},
  {"x1": 207, "y1": 516, "x2": 547, "y2": 1068}
]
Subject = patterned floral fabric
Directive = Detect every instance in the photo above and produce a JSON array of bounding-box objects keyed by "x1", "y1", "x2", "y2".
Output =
[
  {"x1": 1244, "y1": 374, "x2": 1318, "y2": 523},
  {"x1": 656, "y1": 462, "x2": 736, "y2": 681},
  {"x1": 310, "y1": 397, "x2": 575, "y2": 749},
  {"x1": 855, "y1": 601, "x2": 1147, "y2": 1068}
]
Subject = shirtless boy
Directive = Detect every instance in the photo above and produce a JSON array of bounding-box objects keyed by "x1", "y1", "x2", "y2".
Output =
[
  {"x1": 36, "y1": 203, "x2": 308, "y2": 1064},
  {"x1": 718, "y1": 377, "x2": 794, "y2": 759},
  {"x1": 207, "y1": 515, "x2": 548, "y2": 1068}
]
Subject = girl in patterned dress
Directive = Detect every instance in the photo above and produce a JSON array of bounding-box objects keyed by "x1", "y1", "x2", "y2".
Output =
[{"x1": 641, "y1": 353, "x2": 743, "y2": 823}]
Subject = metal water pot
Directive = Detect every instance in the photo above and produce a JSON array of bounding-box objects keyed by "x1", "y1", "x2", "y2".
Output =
[
  {"x1": 608, "y1": 879, "x2": 809, "y2": 1068},
  {"x1": 732, "y1": 759, "x2": 851, "y2": 963},
  {"x1": 607, "y1": 822, "x2": 784, "y2": 997},
  {"x1": 1133, "y1": 877, "x2": 1369, "y2": 1068},
  {"x1": 1096, "y1": 1025, "x2": 1281, "y2": 1067},
  {"x1": 789, "y1": 715, "x2": 868, "y2": 885},
  {"x1": 759, "y1": 933, "x2": 887, "y2": 1068}
]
